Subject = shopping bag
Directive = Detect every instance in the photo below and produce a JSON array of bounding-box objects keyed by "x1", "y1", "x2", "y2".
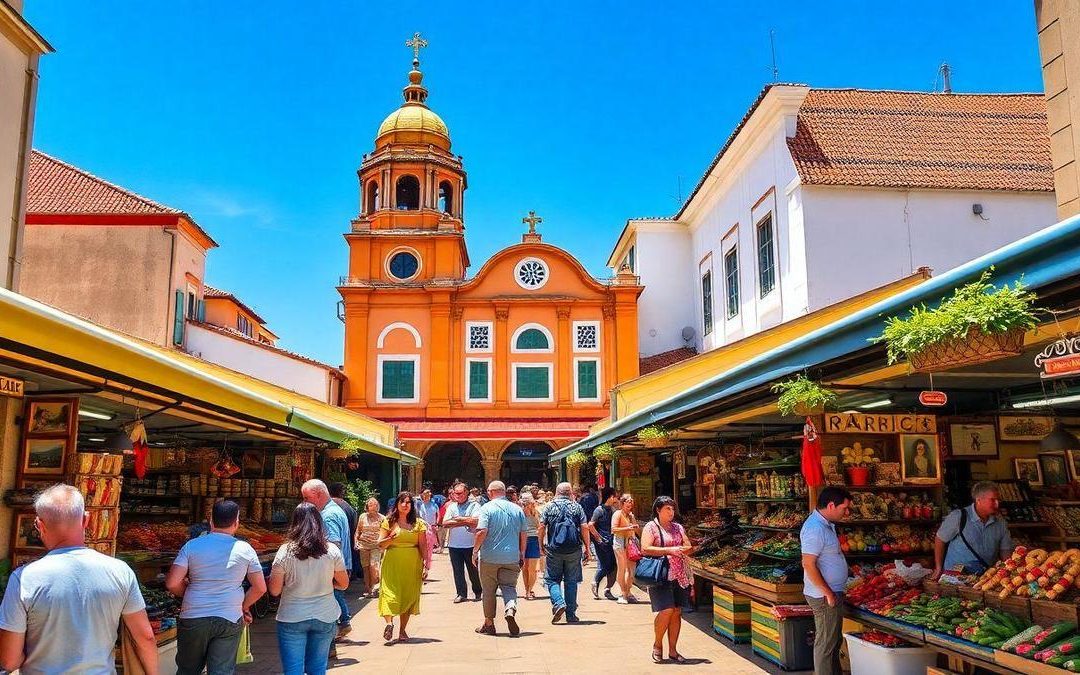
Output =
[
  {"x1": 236, "y1": 624, "x2": 254, "y2": 665},
  {"x1": 626, "y1": 536, "x2": 644, "y2": 562}
]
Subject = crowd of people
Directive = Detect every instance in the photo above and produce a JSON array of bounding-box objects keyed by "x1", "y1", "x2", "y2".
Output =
[{"x1": 0, "y1": 478, "x2": 700, "y2": 674}]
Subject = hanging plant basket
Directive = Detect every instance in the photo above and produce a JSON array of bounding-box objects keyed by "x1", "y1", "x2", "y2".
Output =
[
  {"x1": 324, "y1": 447, "x2": 350, "y2": 460},
  {"x1": 593, "y1": 443, "x2": 617, "y2": 462},
  {"x1": 772, "y1": 375, "x2": 836, "y2": 417},
  {"x1": 637, "y1": 425, "x2": 669, "y2": 449},
  {"x1": 793, "y1": 402, "x2": 825, "y2": 416},
  {"x1": 908, "y1": 325, "x2": 1026, "y2": 373},
  {"x1": 565, "y1": 451, "x2": 589, "y2": 469}
]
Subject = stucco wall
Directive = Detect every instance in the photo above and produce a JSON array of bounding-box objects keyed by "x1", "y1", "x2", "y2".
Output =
[
  {"x1": 633, "y1": 226, "x2": 695, "y2": 357},
  {"x1": 19, "y1": 225, "x2": 177, "y2": 343},
  {"x1": 1037, "y1": 0, "x2": 1080, "y2": 219},
  {"x1": 186, "y1": 323, "x2": 334, "y2": 402},
  {"x1": 0, "y1": 30, "x2": 33, "y2": 290},
  {"x1": 801, "y1": 187, "x2": 1058, "y2": 309}
]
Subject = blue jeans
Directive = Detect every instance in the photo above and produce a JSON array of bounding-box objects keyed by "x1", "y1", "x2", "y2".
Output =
[
  {"x1": 334, "y1": 588, "x2": 351, "y2": 626},
  {"x1": 545, "y1": 550, "x2": 583, "y2": 617},
  {"x1": 277, "y1": 619, "x2": 336, "y2": 675}
]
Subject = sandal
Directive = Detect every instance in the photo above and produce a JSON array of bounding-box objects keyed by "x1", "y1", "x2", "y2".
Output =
[
  {"x1": 474, "y1": 624, "x2": 496, "y2": 636},
  {"x1": 670, "y1": 653, "x2": 688, "y2": 664},
  {"x1": 383, "y1": 624, "x2": 394, "y2": 642},
  {"x1": 651, "y1": 648, "x2": 663, "y2": 664}
]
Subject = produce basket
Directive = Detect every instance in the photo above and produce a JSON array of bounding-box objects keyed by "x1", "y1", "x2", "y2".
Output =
[{"x1": 908, "y1": 326, "x2": 1025, "y2": 373}]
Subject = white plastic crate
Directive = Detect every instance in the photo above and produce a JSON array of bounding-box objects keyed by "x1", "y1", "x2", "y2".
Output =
[{"x1": 844, "y1": 632, "x2": 937, "y2": 675}]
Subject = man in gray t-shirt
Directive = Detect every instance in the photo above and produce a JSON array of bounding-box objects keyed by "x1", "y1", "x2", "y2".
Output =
[
  {"x1": 166, "y1": 500, "x2": 265, "y2": 675},
  {"x1": 0, "y1": 484, "x2": 157, "y2": 674}
]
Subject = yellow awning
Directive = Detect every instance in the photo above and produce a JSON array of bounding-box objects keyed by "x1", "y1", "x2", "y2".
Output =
[{"x1": 0, "y1": 286, "x2": 418, "y2": 465}]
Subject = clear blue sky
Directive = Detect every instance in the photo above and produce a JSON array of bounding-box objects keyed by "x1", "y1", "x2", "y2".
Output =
[{"x1": 24, "y1": 1, "x2": 1045, "y2": 365}]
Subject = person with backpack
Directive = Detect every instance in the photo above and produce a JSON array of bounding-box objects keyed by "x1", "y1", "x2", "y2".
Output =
[
  {"x1": 932, "y1": 481, "x2": 1013, "y2": 579},
  {"x1": 537, "y1": 482, "x2": 591, "y2": 624}
]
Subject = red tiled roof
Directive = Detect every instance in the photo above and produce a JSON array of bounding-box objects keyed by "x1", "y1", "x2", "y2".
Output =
[
  {"x1": 639, "y1": 347, "x2": 697, "y2": 375},
  {"x1": 27, "y1": 150, "x2": 182, "y2": 214},
  {"x1": 201, "y1": 284, "x2": 269, "y2": 327},
  {"x1": 787, "y1": 89, "x2": 1054, "y2": 192}
]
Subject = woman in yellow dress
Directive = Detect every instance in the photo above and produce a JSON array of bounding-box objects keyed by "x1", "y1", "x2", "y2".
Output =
[{"x1": 378, "y1": 491, "x2": 430, "y2": 643}]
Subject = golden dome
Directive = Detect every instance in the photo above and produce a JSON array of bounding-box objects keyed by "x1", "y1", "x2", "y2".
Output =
[{"x1": 376, "y1": 105, "x2": 449, "y2": 140}]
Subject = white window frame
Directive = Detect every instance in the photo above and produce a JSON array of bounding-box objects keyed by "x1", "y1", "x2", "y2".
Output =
[
  {"x1": 384, "y1": 245, "x2": 423, "y2": 282},
  {"x1": 571, "y1": 320, "x2": 601, "y2": 354},
  {"x1": 464, "y1": 357, "x2": 493, "y2": 403},
  {"x1": 185, "y1": 282, "x2": 198, "y2": 320},
  {"x1": 513, "y1": 256, "x2": 550, "y2": 290},
  {"x1": 465, "y1": 321, "x2": 493, "y2": 354},
  {"x1": 511, "y1": 363, "x2": 554, "y2": 403},
  {"x1": 511, "y1": 323, "x2": 554, "y2": 354},
  {"x1": 573, "y1": 357, "x2": 601, "y2": 403},
  {"x1": 376, "y1": 354, "x2": 420, "y2": 404},
  {"x1": 754, "y1": 212, "x2": 778, "y2": 299}
]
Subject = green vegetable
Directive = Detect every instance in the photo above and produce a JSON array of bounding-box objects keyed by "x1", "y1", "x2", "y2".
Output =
[
  {"x1": 1033, "y1": 622, "x2": 1077, "y2": 649},
  {"x1": 1003, "y1": 625, "x2": 1043, "y2": 652}
]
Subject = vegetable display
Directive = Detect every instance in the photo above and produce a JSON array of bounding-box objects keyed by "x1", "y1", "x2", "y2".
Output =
[{"x1": 972, "y1": 547, "x2": 1080, "y2": 600}]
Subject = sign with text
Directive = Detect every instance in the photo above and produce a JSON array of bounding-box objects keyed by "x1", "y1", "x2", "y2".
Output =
[
  {"x1": 0, "y1": 376, "x2": 24, "y2": 398},
  {"x1": 1035, "y1": 335, "x2": 1080, "y2": 379},
  {"x1": 918, "y1": 391, "x2": 948, "y2": 407},
  {"x1": 822, "y1": 412, "x2": 937, "y2": 435}
]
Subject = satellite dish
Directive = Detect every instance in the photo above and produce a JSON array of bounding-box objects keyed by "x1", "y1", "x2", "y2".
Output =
[{"x1": 681, "y1": 326, "x2": 696, "y2": 342}]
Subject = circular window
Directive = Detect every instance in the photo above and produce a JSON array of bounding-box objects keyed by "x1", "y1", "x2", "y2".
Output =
[
  {"x1": 514, "y1": 257, "x2": 549, "y2": 290},
  {"x1": 388, "y1": 250, "x2": 420, "y2": 280}
]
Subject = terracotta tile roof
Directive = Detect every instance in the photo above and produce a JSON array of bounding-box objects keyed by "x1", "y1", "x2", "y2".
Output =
[
  {"x1": 201, "y1": 284, "x2": 230, "y2": 298},
  {"x1": 639, "y1": 347, "x2": 697, "y2": 375},
  {"x1": 200, "y1": 284, "x2": 269, "y2": 330},
  {"x1": 787, "y1": 89, "x2": 1053, "y2": 192},
  {"x1": 27, "y1": 150, "x2": 183, "y2": 214}
]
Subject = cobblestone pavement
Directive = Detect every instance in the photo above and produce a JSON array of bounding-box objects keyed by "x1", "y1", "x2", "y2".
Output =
[{"x1": 240, "y1": 552, "x2": 808, "y2": 674}]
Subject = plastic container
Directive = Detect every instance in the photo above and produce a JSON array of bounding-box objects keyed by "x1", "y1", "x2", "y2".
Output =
[
  {"x1": 751, "y1": 601, "x2": 815, "y2": 670},
  {"x1": 844, "y1": 632, "x2": 937, "y2": 675}
]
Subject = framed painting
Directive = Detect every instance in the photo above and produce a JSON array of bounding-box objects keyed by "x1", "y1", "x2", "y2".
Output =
[
  {"x1": 1014, "y1": 457, "x2": 1043, "y2": 486},
  {"x1": 900, "y1": 434, "x2": 941, "y2": 484},
  {"x1": 26, "y1": 400, "x2": 74, "y2": 435},
  {"x1": 949, "y1": 422, "x2": 999, "y2": 459},
  {"x1": 998, "y1": 416, "x2": 1054, "y2": 442},
  {"x1": 22, "y1": 438, "x2": 67, "y2": 475},
  {"x1": 1040, "y1": 452, "x2": 1071, "y2": 487},
  {"x1": 13, "y1": 512, "x2": 44, "y2": 550}
]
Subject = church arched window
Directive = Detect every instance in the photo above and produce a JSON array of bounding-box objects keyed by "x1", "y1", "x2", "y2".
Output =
[
  {"x1": 438, "y1": 180, "x2": 453, "y2": 215},
  {"x1": 395, "y1": 175, "x2": 420, "y2": 210},
  {"x1": 513, "y1": 326, "x2": 552, "y2": 352},
  {"x1": 366, "y1": 180, "x2": 379, "y2": 214}
]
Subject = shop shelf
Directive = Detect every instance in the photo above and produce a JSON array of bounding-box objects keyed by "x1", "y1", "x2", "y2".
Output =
[
  {"x1": 741, "y1": 548, "x2": 800, "y2": 562},
  {"x1": 840, "y1": 519, "x2": 939, "y2": 526},
  {"x1": 734, "y1": 462, "x2": 800, "y2": 472},
  {"x1": 845, "y1": 485, "x2": 940, "y2": 491},
  {"x1": 1043, "y1": 535, "x2": 1080, "y2": 543},
  {"x1": 737, "y1": 497, "x2": 806, "y2": 503},
  {"x1": 742, "y1": 524, "x2": 803, "y2": 532}
]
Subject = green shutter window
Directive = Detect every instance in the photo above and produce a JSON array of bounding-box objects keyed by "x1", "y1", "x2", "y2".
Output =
[
  {"x1": 172, "y1": 289, "x2": 185, "y2": 345},
  {"x1": 381, "y1": 360, "x2": 416, "y2": 400},
  {"x1": 515, "y1": 366, "x2": 550, "y2": 399},
  {"x1": 577, "y1": 360, "x2": 598, "y2": 399},
  {"x1": 515, "y1": 328, "x2": 549, "y2": 350},
  {"x1": 468, "y1": 361, "x2": 489, "y2": 400}
]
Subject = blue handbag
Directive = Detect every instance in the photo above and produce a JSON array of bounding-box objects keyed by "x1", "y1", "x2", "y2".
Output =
[{"x1": 634, "y1": 520, "x2": 671, "y2": 588}]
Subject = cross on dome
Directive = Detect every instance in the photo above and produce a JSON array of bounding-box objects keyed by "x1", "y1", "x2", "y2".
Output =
[
  {"x1": 522, "y1": 210, "x2": 543, "y2": 234},
  {"x1": 405, "y1": 32, "x2": 428, "y2": 65}
]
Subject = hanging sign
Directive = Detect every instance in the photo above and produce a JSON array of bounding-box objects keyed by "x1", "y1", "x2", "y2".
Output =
[
  {"x1": 918, "y1": 391, "x2": 948, "y2": 407},
  {"x1": 0, "y1": 376, "x2": 23, "y2": 398},
  {"x1": 822, "y1": 412, "x2": 936, "y2": 435},
  {"x1": 1035, "y1": 335, "x2": 1080, "y2": 379}
]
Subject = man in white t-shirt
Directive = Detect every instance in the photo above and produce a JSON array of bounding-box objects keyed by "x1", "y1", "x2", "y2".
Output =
[
  {"x1": 0, "y1": 484, "x2": 158, "y2": 674},
  {"x1": 166, "y1": 500, "x2": 266, "y2": 675},
  {"x1": 442, "y1": 482, "x2": 482, "y2": 603}
]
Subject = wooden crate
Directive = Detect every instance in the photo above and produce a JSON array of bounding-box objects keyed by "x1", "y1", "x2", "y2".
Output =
[
  {"x1": 1030, "y1": 598, "x2": 1079, "y2": 628},
  {"x1": 984, "y1": 594, "x2": 1032, "y2": 623},
  {"x1": 957, "y1": 586, "x2": 985, "y2": 604},
  {"x1": 923, "y1": 580, "x2": 942, "y2": 595},
  {"x1": 996, "y1": 649, "x2": 1075, "y2": 674},
  {"x1": 937, "y1": 583, "x2": 960, "y2": 597}
]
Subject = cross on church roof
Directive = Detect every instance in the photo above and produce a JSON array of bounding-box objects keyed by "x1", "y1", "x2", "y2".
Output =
[
  {"x1": 522, "y1": 210, "x2": 542, "y2": 234},
  {"x1": 406, "y1": 32, "x2": 428, "y2": 62}
]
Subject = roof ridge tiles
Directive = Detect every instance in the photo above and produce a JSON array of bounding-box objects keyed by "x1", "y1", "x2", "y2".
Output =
[{"x1": 29, "y1": 150, "x2": 183, "y2": 215}]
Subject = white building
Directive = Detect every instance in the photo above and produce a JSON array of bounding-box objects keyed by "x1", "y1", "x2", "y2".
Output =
[{"x1": 610, "y1": 86, "x2": 1058, "y2": 358}]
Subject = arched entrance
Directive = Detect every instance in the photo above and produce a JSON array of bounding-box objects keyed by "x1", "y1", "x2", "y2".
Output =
[
  {"x1": 500, "y1": 442, "x2": 556, "y2": 489},
  {"x1": 423, "y1": 443, "x2": 484, "y2": 493}
]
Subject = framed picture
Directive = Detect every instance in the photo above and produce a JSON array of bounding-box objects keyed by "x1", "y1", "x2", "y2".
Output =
[
  {"x1": 12, "y1": 552, "x2": 43, "y2": 569},
  {"x1": 1040, "y1": 452, "x2": 1071, "y2": 487},
  {"x1": 949, "y1": 422, "x2": 999, "y2": 459},
  {"x1": 1069, "y1": 451, "x2": 1080, "y2": 482},
  {"x1": 999, "y1": 416, "x2": 1054, "y2": 442},
  {"x1": 26, "y1": 400, "x2": 74, "y2": 435},
  {"x1": 900, "y1": 434, "x2": 941, "y2": 484},
  {"x1": 696, "y1": 448, "x2": 719, "y2": 486},
  {"x1": 1015, "y1": 457, "x2": 1044, "y2": 486},
  {"x1": 22, "y1": 438, "x2": 67, "y2": 475},
  {"x1": 242, "y1": 450, "x2": 264, "y2": 476},
  {"x1": 13, "y1": 512, "x2": 44, "y2": 550}
]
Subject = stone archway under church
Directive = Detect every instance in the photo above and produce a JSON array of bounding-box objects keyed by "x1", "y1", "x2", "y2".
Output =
[
  {"x1": 499, "y1": 442, "x2": 556, "y2": 491},
  {"x1": 422, "y1": 442, "x2": 484, "y2": 494}
]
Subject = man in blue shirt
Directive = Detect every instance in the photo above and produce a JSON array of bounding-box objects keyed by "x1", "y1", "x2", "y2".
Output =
[
  {"x1": 472, "y1": 481, "x2": 526, "y2": 637},
  {"x1": 540, "y1": 482, "x2": 591, "y2": 624},
  {"x1": 302, "y1": 479, "x2": 353, "y2": 640},
  {"x1": 933, "y1": 481, "x2": 1013, "y2": 577},
  {"x1": 800, "y1": 486, "x2": 852, "y2": 675}
]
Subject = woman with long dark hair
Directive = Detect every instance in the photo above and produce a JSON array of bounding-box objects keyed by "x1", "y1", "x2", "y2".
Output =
[
  {"x1": 268, "y1": 503, "x2": 351, "y2": 675},
  {"x1": 640, "y1": 496, "x2": 694, "y2": 664},
  {"x1": 378, "y1": 491, "x2": 431, "y2": 643}
]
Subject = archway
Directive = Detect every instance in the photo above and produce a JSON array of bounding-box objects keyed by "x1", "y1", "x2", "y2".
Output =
[
  {"x1": 500, "y1": 442, "x2": 556, "y2": 490},
  {"x1": 422, "y1": 442, "x2": 484, "y2": 494}
]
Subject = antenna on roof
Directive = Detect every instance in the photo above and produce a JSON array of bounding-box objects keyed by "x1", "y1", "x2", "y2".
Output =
[
  {"x1": 769, "y1": 29, "x2": 779, "y2": 82},
  {"x1": 672, "y1": 175, "x2": 684, "y2": 205},
  {"x1": 938, "y1": 62, "x2": 952, "y2": 94}
]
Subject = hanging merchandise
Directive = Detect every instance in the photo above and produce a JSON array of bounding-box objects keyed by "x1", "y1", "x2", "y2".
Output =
[
  {"x1": 129, "y1": 419, "x2": 149, "y2": 479},
  {"x1": 801, "y1": 416, "x2": 825, "y2": 488},
  {"x1": 596, "y1": 460, "x2": 606, "y2": 489},
  {"x1": 210, "y1": 437, "x2": 241, "y2": 478}
]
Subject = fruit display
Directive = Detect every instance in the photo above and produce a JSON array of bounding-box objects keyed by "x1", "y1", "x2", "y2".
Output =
[
  {"x1": 1001, "y1": 504, "x2": 1040, "y2": 523},
  {"x1": 744, "y1": 533, "x2": 800, "y2": 559},
  {"x1": 141, "y1": 583, "x2": 180, "y2": 635},
  {"x1": 848, "y1": 492, "x2": 941, "y2": 521},
  {"x1": 1039, "y1": 506, "x2": 1080, "y2": 536},
  {"x1": 748, "y1": 505, "x2": 805, "y2": 529},
  {"x1": 236, "y1": 522, "x2": 285, "y2": 554},
  {"x1": 972, "y1": 547, "x2": 1080, "y2": 600},
  {"x1": 839, "y1": 525, "x2": 933, "y2": 555},
  {"x1": 845, "y1": 564, "x2": 919, "y2": 608},
  {"x1": 694, "y1": 545, "x2": 750, "y2": 570}
]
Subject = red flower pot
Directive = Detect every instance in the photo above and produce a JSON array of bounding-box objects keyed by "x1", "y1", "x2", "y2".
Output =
[{"x1": 847, "y1": 466, "x2": 870, "y2": 486}]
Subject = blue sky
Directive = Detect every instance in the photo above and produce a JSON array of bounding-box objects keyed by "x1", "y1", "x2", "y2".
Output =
[{"x1": 24, "y1": 1, "x2": 1044, "y2": 365}]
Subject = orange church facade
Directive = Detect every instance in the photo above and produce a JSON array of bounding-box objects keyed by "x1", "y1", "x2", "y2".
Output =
[{"x1": 339, "y1": 39, "x2": 642, "y2": 489}]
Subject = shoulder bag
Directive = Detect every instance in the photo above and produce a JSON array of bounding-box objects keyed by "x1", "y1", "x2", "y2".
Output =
[
  {"x1": 634, "y1": 520, "x2": 671, "y2": 588},
  {"x1": 954, "y1": 507, "x2": 992, "y2": 571}
]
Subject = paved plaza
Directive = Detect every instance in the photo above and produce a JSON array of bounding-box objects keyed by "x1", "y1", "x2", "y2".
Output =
[{"x1": 240, "y1": 553, "x2": 800, "y2": 674}]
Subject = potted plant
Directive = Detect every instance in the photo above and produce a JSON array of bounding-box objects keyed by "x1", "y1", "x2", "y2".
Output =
[
  {"x1": 874, "y1": 269, "x2": 1038, "y2": 372},
  {"x1": 771, "y1": 375, "x2": 837, "y2": 417},
  {"x1": 841, "y1": 442, "x2": 880, "y2": 486},
  {"x1": 637, "y1": 425, "x2": 669, "y2": 449},
  {"x1": 565, "y1": 451, "x2": 589, "y2": 469},
  {"x1": 593, "y1": 442, "x2": 617, "y2": 462}
]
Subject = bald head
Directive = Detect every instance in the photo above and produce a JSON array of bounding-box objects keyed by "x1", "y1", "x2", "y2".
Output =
[
  {"x1": 34, "y1": 483, "x2": 87, "y2": 550},
  {"x1": 556, "y1": 482, "x2": 572, "y2": 497},
  {"x1": 301, "y1": 479, "x2": 330, "y2": 508},
  {"x1": 487, "y1": 480, "x2": 506, "y2": 497}
]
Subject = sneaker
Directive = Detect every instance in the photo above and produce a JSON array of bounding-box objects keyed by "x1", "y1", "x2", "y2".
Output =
[
  {"x1": 552, "y1": 605, "x2": 566, "y2": 624},
  {"x1": 627, "y1": 594, "x2": 640, "y2": 604},
  {"x1": 617, "y1": 596, "x2": 628, "y2": 605},
  {"x1": 604, "y1": 589, "x2": 617, "y2": 601},
  {"x1": 567, "y1": 614, "x2": 580, "y2": 623},
  {"x1": 591, "y1": 582, "x2": 600, "y2": 600},
  {"x1": 505, "y1": 608, "x2": 520, "y2": 637},
  {"x1": 453, "y1": 596, "x2": 466, "y2": 604}
]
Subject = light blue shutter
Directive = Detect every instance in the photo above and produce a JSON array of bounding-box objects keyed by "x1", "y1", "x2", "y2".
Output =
[{"x1": 172, "y1": 290, "x2": 185, "y2": 345}]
